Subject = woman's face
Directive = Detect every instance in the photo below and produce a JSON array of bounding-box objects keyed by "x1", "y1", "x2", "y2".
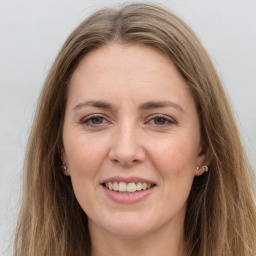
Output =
[{"x1": 62, "y1": 43, "x2": 207, "y2": 238}]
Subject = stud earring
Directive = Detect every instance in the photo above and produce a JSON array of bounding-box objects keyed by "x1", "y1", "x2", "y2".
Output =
[
  {"x1": 62, "y1": 161, "x2": 67, "y2": 171},
  {"x1": 202, "y1": 165, "x2": 208, "y2": 172},
  {"x1": 196, "y1": 165, "x2": 208, "y2": 173}
]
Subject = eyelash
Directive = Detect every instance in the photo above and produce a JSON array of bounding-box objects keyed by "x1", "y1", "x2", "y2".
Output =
[
  {"x1": 81, "y1": 114, "x2": 110, "y2": 127},
  {"x1": 146, "y1": 114, "x2": 175, "y2": 127},
  {"x1": 81, "y1": 114, "x2": 176, "y2": 128}
]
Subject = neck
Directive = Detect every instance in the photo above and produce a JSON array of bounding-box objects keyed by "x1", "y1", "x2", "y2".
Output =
[{"x1": 90, "y1": 221, "x2": 186, "y2": 256}]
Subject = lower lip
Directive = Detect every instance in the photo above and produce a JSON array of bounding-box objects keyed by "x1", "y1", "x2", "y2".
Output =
[{"x1": 102, "y1": 185, "x2": 155, "y2": 204}]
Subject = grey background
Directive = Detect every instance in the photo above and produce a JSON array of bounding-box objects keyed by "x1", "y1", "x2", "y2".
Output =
[{"x1": 1, "y1": 0, "x2": 255, "y2": 254}]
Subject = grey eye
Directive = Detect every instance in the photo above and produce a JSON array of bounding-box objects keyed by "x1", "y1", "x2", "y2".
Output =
[
  {"x1": 90, "y1": 117, "x2": 104, "y2": 124},
  {"x1": 82, "y1": 115, "x2": 108, "y2": 127},
  {"x1": 153, "y1": 117, "x2": 168, "y2": 125}
]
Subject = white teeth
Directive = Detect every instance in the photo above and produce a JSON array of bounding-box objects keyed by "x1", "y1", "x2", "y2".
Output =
[
  {"x1": 136, "y1": 182, "x2": 142, "y2": 191},
  {"x1": 107, "y1": 182, "x2": 113, "y2": 190},
  {"x1": 119, "y1": 182, "x2": 127, "y2": 192},
  {"x1": 127, "y1": 182, "x2": 136, "y2": 192},
  {"x1": 113, "y1": 181, "x2": 118, "y2": 191},
  {"x1": 104, "y1": 181, "x2": 154, "y2": 193},
  {"x1": 142, "y1": 183, "x2": 147, "y2": 190}
]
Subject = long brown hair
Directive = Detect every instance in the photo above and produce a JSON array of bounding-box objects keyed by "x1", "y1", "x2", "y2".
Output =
[{"x1": 14, "y1": 3, "x2": 256, "y2": 255}]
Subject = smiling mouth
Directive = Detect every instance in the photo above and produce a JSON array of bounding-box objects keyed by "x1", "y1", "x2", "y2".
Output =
[{"x1": 102, "y1": 181, "x2": 156, "y2": 193}]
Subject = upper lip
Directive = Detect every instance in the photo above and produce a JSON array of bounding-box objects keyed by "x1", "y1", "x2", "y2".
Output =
[{"x1": 101, "y1": 176, "x2": 156, "y2": 185}]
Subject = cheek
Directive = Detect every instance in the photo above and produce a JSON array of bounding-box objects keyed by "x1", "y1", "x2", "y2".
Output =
[
  {"x1": 149, "y1": 136, "x2": 197, "y2": 200},
  {"x1": 64, "y1": 133, "x2": 113, "y2": 198},
  {"x1": 64, "y1": 136, "x2": 106, "y2": 211},
  {"x1": 151, "y1": 135, "x2": 198, "y2": 174},
  {"x1": 64, "y1": 134, "x2": 103, "y2": 177}
]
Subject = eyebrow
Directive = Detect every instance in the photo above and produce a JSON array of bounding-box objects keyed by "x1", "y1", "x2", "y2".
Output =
[
  {"x1": 139, "y1": 101, "x2": 184, "y2": 112},
  {"x1": 73, "y1": 100, "x2": 113, "y2": 111},
  {"x1": 73, "y1": 100, "x2": 184, "y2": 112}
]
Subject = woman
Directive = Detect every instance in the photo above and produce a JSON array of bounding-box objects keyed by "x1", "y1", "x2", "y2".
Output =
[{"x1": 14, "y1": 3, "x2": 256, "y2": 256}]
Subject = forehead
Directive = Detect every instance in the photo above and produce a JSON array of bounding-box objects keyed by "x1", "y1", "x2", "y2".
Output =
[
  {"x1": 71, "y1": 43, "x2": 178, "y2": 83},
  {"x1": 68, "y1": 43, "x2": 195, "y2": 111}
]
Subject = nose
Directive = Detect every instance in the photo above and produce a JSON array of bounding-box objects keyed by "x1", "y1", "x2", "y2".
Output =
[{"x1": 108, "y1": 123, "x2": 146, "y2": 168}]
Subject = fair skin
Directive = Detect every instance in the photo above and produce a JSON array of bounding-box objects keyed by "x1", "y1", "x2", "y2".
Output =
[{"x1": 62, "y1": 43, "x2": 208, "y2": 256}]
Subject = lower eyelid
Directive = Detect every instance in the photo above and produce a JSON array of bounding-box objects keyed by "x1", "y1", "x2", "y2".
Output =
[
  {"x1": 80, "y1": 114, "x2": 175, "y2": 127},
  {"x1": 148, "y1": 115, "x2": 175, "y2": 125},
  {"x1": 152, "y1": 120, "x2": 172, "y2": 126},
  {"x1": 81, "y1": 115, "x2": 104, "y2": 124},
  {"x1": 81, "y1": 114, "x2": 115, "y2": 129}
]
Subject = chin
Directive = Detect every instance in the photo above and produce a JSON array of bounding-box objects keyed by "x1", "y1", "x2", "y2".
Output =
[
  {"x1": 105, "y1": 223, "x2": 152, "y2": 238},
  {"x1": 112, "y1": 213, "x2": 159, "y2": 237}
]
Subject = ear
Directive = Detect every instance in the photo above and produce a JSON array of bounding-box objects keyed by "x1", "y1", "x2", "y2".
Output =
[
  {"x1": 61, "y1": 147, "x2": 70, "y2": 176},
  {"x1": 194, "y1": 140, "x2": 212, "y2": 177}
]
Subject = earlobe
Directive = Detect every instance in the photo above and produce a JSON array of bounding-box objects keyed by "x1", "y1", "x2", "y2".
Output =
[
  {"x1": 61, "y1": 148, "x2": 70, "y2": 176},
  {"x1": 195, "y1": 165, "x2": 209, "y2": 176},
  {"x1": 61, "y1": 160, "x2": 70, "y2": 176},
  {"x1": 195, "y1": 141, "x2": 211, "y2": 176}
]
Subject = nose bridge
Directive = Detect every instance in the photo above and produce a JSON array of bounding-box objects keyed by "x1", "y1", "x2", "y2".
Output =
[{"x1": 109, "y1": 117, "x2": 145, "y2": 166}]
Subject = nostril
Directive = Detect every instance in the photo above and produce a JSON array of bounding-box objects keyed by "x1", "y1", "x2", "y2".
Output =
[{"x1": 108, "y1": 142, "x2": 146, "y2": 167}]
